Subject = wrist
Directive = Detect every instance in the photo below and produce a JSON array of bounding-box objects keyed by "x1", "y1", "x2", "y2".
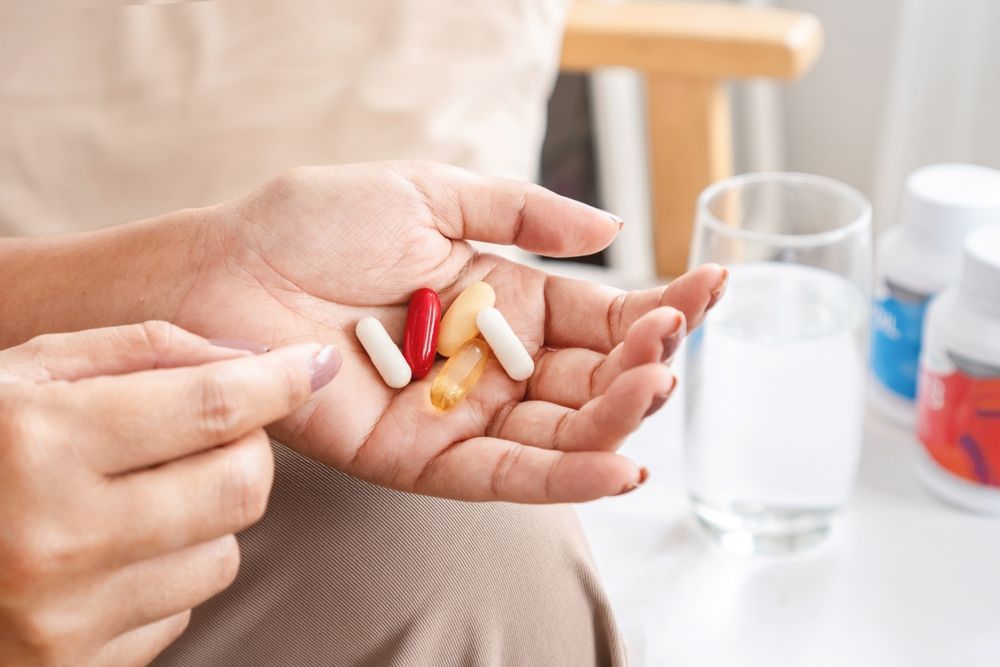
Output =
[{"x1": 0, "y1": 207, "x2": 212, "y2": 347}]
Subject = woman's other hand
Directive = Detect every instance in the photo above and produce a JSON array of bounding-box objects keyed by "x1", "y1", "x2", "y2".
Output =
[{"x1": 0, "y1": 322, "x2": 340, "y2": 666}]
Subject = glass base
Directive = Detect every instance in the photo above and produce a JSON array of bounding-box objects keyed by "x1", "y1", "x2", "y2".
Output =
[{"x1": 691, "y1": 495, "x2": 839, "y2": 556}]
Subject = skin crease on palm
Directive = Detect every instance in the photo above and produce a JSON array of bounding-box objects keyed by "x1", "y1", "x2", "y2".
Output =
[{"x1": 174, "y1": 161, "x2": 728, "y2": 504}]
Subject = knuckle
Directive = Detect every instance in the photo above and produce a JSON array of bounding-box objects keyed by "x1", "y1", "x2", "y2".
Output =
[
  {"x1": 262, "y1": 168, "x2": 307, "y2": 202},
  {"x1": 0, "y1": 518, "x2": 94, "y2": 597},
  {"x1": 489, "y1": 444, "x2": 523, "y2": 500},
  {"x1": 0, "y1": 537, "x2": 43, "y2": 592},
  {"x1": 14, "y1": 608, "x2": 67, "y2": 660},
  {"x1": 131, "y1": 610, "x2": 193, "y2": 667},
  {"x1": 20, "y1": 332, "x2": 55, "y2": 359},
  {"x1": 587, "y1": 357, "x2": 603, "y2": 400},
  {"x1": 1, "y1": 335, "x2": 56, "y2": 381},
  {"x1": 195, "y1": 375, "x2": 244, "y2": 441},
  {"x1": 211, "y1": 535, "x2": 242, "y2": 590},
  {"x1": 132, "y1": 320, "x2": 197, "y2": 367},
  {"x1": 223, "y1": 435, "x2": 273, "y2": 526},
  {"x1": 607, "y1": 292, "x2": 627, "y2": 343},
  {"x1": 166, "y1": 609, "x2": 193, "y2": 642},
  {"x1": 6, "y1": 525, "x2": 94, "y2": 584},
  {"x1": 137, "y1": 320, "x2": 183, "y2": 355}
]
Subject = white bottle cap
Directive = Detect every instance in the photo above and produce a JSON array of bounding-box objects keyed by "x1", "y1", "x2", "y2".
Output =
[
  {"x1": 958, "y1": 224, "x2": 1000, "y2": 318},
  {"x1": 902, "y1": 164, "x2": 1000, "y2": 252}
]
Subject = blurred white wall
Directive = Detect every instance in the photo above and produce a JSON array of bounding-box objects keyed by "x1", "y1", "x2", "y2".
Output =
[
  {"x1": 775, "y1": 0, "x2": 1000, "y2": 232},
  {"x1": 773, "y1": 0, "x2": 903, "y2": 211}
]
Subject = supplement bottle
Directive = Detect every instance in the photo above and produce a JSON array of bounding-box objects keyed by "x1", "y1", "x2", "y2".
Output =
[
  {"x1": 871, "y1": 164, "x2": 1000, "y2": 425},
  {"x1": 915, "y1": 224, "x2": 1000, "y2": 514}
]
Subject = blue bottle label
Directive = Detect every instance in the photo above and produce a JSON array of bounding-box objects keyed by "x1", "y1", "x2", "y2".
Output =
[{"x1": 871, "y1": 279, "x2": 932, "y2": 400}]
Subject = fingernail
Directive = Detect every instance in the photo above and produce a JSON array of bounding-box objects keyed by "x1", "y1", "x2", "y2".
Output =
[
  {"x1": 607, "y1": 212, "x2": 624, "y2": 229},
  {"x1": 309, "y1": 345, "x2": 342, "y2": 392},
  {"x1": 208, "y1": 338, "x2": 271, "y2": 354},
  {"x1": 643, "y1": 376, "x2": 678, "y2": 417},
  {"x1": 660, "y1": 315, "x2": 687, "y2": 363},
  {"x1": 705, "y1": 267, "x2": 730, "y2": 312},
  {"x1": 644, "y1": 394, "x2": 668, "y2": 418},
  {"x1": 616, "y1": 467, "x2": 650, "y2": 495}
]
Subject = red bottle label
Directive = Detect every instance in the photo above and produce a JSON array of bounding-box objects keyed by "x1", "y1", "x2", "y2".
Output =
[{"x1": 917, "y1": 365, "x2": 1000, "y2": 486}]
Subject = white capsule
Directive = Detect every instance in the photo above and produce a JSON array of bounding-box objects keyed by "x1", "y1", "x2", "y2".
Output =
[
  {"x1": 355, "y1": 317, "x2": 412, "y2": 389},
  {"x1": 475, "y1": 307, "x2": 534, "y2": 381}
]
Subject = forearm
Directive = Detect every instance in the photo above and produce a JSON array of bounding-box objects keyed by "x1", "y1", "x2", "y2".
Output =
[{"x1": 0, "y1": 209, "x2": 209, "y2": 348}]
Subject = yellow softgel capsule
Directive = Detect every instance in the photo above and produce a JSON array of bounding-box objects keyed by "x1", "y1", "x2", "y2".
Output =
[
  {"x1": 430, "y1": 338, "x2": 490, "y2": 411},
  {"x1": 437, "y1": 281, "x2": 496, "y2": 357}
]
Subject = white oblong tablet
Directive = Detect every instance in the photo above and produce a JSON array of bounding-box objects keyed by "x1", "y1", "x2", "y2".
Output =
[
  {"x1": 355, "y1": 317, "x2": 412, "y2": 389},
  {"x1": 475, "y1": 307, "x2": 534, "y2": 381}
]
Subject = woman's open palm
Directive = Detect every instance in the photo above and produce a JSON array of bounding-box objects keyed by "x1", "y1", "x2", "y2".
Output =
[{"x1": 176, "y1": 162, "x2": 726, "y2": 503}]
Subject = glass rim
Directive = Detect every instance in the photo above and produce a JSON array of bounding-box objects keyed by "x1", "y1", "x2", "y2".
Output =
[{"x1": 697, "y1": 172, "x2": 873, "y2": 248}]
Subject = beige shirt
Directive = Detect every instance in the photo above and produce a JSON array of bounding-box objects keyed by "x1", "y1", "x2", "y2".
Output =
[
  {"x1": 0, "y1": 2, "x2": 626, "y2": 665},
  {"x1": 0, "y1": 0, "x2": 565, "y2": 235}
]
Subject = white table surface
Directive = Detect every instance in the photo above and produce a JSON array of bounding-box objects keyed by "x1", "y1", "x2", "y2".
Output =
[{"x1": 577, "y1": 392, "x2": 1000, "y2": 666}]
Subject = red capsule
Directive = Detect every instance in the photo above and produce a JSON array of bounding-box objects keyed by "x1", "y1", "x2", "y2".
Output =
[{"x1": 403, "y1": 288, "x2": 442, "y2": 380}]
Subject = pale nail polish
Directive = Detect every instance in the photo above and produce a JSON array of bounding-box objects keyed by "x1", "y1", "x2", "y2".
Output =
[
  {"x1": 309, "y1": 345, "x2": 342, "y2": 391},
  {"x1": 660, "y1": 316, "x2": 687, "y2": 363},
  {"x1": 643, "y1": 376, "x2": 678, "y2": 417},
  {"x1": 644, "y1": 394, "x2": 669, "y2": 418},
  {"x1": 706, "y1": 267, "x2": 730, "y2": 311},
  {"x1": 616, "y1": 467, "x2": 650, "y2": 495}
]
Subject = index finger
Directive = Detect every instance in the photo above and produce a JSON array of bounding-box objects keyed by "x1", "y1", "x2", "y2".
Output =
[
  {"x1": 400, "y1": 162, "x2": 623, "y2": 257},
  {"x1": 59, "y1": 343, "x2": 341, "y2": 474},
  {"x1": 0, "y1": 321, "x2": 252, "y2": 384}
]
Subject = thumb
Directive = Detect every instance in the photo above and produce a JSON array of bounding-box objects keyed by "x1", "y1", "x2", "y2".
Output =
[
  {"x1": 402, "y1": 162, "x2": 623, "y2": 257},
  {"x1": 0, "y1": 321, "x2": 259, "y2": 383}
]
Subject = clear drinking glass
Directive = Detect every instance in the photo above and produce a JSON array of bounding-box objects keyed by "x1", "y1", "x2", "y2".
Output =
[{"x1": 685, "y1": 173, "x2": 872, "y2": 556}]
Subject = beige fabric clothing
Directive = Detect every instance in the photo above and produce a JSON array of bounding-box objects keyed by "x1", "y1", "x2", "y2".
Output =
[
  {"x1": 0, "y1": 2, "x2": 627, "y2": 665},
  {"x1": 158, "y1": 444, "x2": 622, "y2": 666},
  {"x1": 0, "y1": 0, "x2": 562, "y2": 235}
]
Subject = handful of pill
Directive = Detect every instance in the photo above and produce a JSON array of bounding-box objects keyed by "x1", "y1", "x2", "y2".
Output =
[{"x1": 354, "y1": 281, "x2": 534, "y2": 410}]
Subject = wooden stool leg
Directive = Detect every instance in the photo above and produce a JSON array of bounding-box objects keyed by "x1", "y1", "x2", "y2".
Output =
[{"x1": 646, "y1": 76, "x2": 733, "y2": 277}]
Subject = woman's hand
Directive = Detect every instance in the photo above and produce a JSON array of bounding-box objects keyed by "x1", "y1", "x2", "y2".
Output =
[
  {"x1": 0, "y1": 323, "x2": 340, "y2": 666},
  {"x1": 176, "y1": 161, "x2": 727, "y2": 503}
]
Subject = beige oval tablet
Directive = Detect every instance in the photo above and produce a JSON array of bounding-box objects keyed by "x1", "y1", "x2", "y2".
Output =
[{"x1": 437, "y1": 281, "x2": 496, "y2": 357}]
